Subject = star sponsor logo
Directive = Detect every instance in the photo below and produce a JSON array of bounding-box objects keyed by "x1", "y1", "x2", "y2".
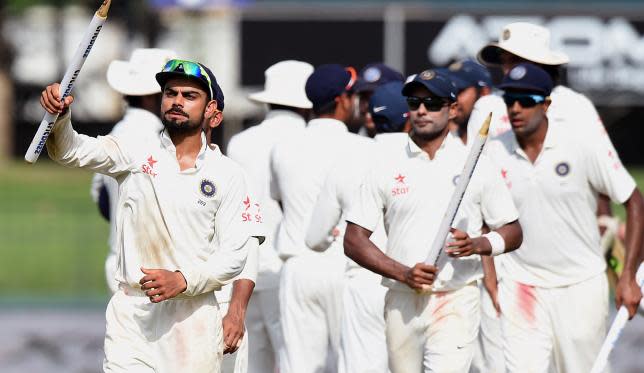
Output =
[
  {"x1": 241, "y1": 195, "x2": 263, "y2": 223},
  {"x1": 395, "y1": 173, "x2": 406, "y2": 184},
  {"x1": 392, "y1": 173, "x2": 409, "y2": 196},
  {"x1": 142, "y1": 155, "x2": 158, "y2": 177},
  {"x1": 501, "y1": 168, "x2": 512, "y2": 188}
]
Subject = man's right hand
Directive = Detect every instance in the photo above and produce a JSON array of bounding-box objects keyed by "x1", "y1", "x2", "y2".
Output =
[
  {"x1": 40, "y1": 83, "x2": 74, "y2": 115},
  {"x1": 403, "y1": 263, "x2": 437, "y2": 291}
]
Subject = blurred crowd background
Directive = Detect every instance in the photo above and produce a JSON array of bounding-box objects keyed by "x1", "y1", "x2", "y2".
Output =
[{"x1": 1, "y1": 1, "x2": 644, "y2": 371}]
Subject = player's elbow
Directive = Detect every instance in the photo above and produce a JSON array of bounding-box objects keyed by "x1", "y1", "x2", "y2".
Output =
[
  {"x1": 502, "y1": 220, "x2": 523, "y2": 253},
  {"x1": 343, "y1": 222, "x2": 368, "y2": 261}
]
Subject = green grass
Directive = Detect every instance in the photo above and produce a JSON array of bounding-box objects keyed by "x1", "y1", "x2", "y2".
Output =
[
  {"x1": 0, "y1": 160, "x2": 642, "y2": 301},
  {"x1": 0, "y1": 160, "x2": 110, "y2": 300}
]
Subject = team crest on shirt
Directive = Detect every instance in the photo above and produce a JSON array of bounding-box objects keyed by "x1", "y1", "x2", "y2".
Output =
[
  {"x1": 555, "y1": 162, "x2": 571, "y2": 177},
  {"x1": 200, "y1": 179, "x2": 217, "y2": 197}
]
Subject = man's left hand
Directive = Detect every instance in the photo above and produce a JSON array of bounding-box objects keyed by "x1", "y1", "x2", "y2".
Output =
[
  {"x1": 446, "y1": 228, "x2": 491, "y2": 257},
  {"x1": 139, "y1": 268, "x2": 187, "y2": 303},
  {"x1": 615, "y1": 273, "x2": 643, "y2": 319},
  {"x1": 222, "y1": 306, "x2": 245, "y2": 354}
]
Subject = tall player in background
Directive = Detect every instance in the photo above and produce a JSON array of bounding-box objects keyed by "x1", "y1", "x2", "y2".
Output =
[
  {"x1": 226, "y1": 60, "x2": 313, "y2": 373},
  {"x1": 476, "y1": 22, "x2": 619, "y2": 251},
  {"x1": 305, "y1": 80, "x2": 410, "y2": 373},
  {"x1": 485, "y1": 63, "x2": 644, "y2": 373},
  {"x1": 90, "y1": 48, "x2": 177, "y2": 293}
]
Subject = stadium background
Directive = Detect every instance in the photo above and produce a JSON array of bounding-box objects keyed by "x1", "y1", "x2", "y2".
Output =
[{"x1": 0, "y1": 0, "x2": 643, "y2": 372}]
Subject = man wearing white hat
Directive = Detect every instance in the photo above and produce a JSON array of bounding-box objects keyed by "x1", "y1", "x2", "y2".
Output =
[
  {"x1": 90, "y1": 48, "x2": 177, "y2": 293},
  {"x1": 226, "y1": 60, "x2": 313, "y2": 373}
]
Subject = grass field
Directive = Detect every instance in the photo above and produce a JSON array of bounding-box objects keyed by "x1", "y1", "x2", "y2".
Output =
[{"x1": 1, "y1": 160, "x2": 643, "y2": 302}]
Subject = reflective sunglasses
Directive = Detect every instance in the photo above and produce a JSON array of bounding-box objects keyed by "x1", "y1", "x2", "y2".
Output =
[
  {"x1": 406, "y1": 96, "x2": 448, "y2": 112},
  {"x1": 502, "y1": 93, "x2": 547, "y2": 108},
  {"x1": 161, "y1": 59, "x2": 213, "y2": 99}
]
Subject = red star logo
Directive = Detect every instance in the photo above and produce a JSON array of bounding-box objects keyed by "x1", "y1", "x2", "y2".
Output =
[
  {"x1": 501, "y1": 169, "x2": 508, "y2": 179},
  {"x1": 147, "y1": 156, "x2": 157, "y2": 168},
  {"x1": 243, "y1": 196, "x2": 251, "y2": 210},
  {"x1": 395, "y1": 174, "x2": 406, "y2": 184}
]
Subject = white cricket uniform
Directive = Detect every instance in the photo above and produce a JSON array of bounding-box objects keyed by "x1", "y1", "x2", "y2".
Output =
[
  {"x1": 271, "y1": 118, "x2": 373, "y2": 373},
  {"x1": 305, "y1": 133, "x2": 398, "y2": 373},
  {"x1": 90, "y1": 108, "x2": 164, "y2": 294},
  {"x1": 47, "y1": 111, "x2": 252, "y2": 373},
  {"x1": 346, "y1": 133, "x2": 519, "y2": 373},
  {"x1": 466, "y1": 94, "x2": 512, "y2": 143},
  {"x1": 226, "y1": 109, "x2": 305, "y2": 372},
  {"x1": 485, "y1": 124, "x2": 636, "y2": 373}
]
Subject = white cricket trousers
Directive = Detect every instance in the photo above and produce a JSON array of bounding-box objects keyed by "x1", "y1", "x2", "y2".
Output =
[
  {"x1": 384, "y1": 283, "x2": 480, "y2": 373},
  {"x1": 471, "y1": 281, "x2": 506, "y2": 373},
  {"x1": 246, "y1": 287, "x2": 285, "y2": 373},
  {"x1": 499, "y1": 273, "x2": 609, "y2": 373},
  {"x1": 103, "y1": 285, "x2": 223, "y2": 373},
  {"x1": 220, "y1": 301, "x2": 249, "y2": 373},
  {"x1": 279, "y1": 248, "x2": 345, "y2": 373},
  {"x1": 338, "y1": 267, "x2": 389, "y2": 373}
]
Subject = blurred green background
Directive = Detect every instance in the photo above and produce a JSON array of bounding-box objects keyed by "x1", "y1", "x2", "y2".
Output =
[{"x1": 1, "y1": 161, "x2": 643, "y2": 303}]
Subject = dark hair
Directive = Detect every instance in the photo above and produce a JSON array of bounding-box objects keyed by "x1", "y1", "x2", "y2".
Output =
[
  {"x1": 313, "y1": 100, "x2": 337, "y2": 116},
  {"x1": 124, "y1": 95, "x2": 143, "y2": 108},
  {"x1": 269, "y1": 104, "x2": 302, "y2": 113}
]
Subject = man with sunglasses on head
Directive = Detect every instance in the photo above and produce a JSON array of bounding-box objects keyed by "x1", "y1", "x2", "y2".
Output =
[
  {"x1": 343, "y1": 69, "x2": 523, "y2": 373},
  {"x1": 269, "y1": 64, "x2": 374, "y2": 373},
  {"x1": 484, "y1": 63, "x2": 644, "y2": 373},
  {"x1": 40, "y1": 58, "x2": 257, "y2": 372}
]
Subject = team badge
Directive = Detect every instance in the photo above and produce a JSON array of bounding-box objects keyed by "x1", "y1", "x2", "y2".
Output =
[
  {"x1": 502, "y1": 28, "x2": 511, "y2": 41},
  {"x1": 555, "y1": 162, "x2": 570, "y2": 176},
  {"x1": 200, "y1": 179, "x2": 217, "y2": 197},
  {"x1": 419, "y1": 70, "x2": 436, "y2": 80},
  {"x1": 509, "y1": 65, "x2": 527, "y2": 80},
  {"x1": 448, "y1": 61, "x2": 462, "y2": 72},
  {"x1": 363, "y1": 67, "x2": 382, "y2": 82}
]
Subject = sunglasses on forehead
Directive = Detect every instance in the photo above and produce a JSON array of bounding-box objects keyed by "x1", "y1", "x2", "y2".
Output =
[
  {"x1": 406, "y1": 96, "x2": 449, "y2": 112},
  {"x1": 502, "y1": 93, "x2": 547, "y2": 108},
  {"x1": 161, "y1": 59, "x2": 213, "y2": 99}
]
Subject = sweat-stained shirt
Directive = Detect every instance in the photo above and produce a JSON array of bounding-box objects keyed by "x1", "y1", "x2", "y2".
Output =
[{"x1": 47, "y1": 110, "x2": 251, "y2": 297}]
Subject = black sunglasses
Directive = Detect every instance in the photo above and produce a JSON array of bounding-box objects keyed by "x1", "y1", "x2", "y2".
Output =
[
  {"x1": 502, "y1": 93, "x2": 547, "y2": 108},
  {"x1": 406, "y1": 96, "x2": 448, "y2": 112}
]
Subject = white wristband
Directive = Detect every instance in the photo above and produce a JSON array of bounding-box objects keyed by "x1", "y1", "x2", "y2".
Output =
[{"x1": 483, "y1": 231, "x2": 505, "y2": 256}]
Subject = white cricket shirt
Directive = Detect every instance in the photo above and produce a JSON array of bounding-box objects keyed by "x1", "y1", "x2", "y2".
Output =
[
  {"x1": 466, "y1": 94, "x2": 512, "y2": 144},
  {"x1": 48, "y1": 111, "x2": 252, "y2": 296},
  {"x1": 227, "y1": 109, "x2": 306, "y2": 290},
  {"x1": 485, "y1": 125, "x2": 636, "y2": 288},
  {"x1": 347, "y1": 133, "x2": 519, "y2": 292},
  {"x1": 270, "y1": 118, "x2": 373, "y2": 259}
]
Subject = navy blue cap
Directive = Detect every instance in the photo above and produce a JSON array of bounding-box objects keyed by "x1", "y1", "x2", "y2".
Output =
[
  {"x1": 369, "y1": 81, "x2": 409, "y2": 133},
  {"x1": 402, "y1": 69, "x2": 457, "y2": 101},
  {"x1": 155, "y1": 59, "x2": 225, "y2": 111},
  {"x1": 445, "y1": 59, "x2": 492, "y2": 92},
  {"x1": 498, "y1": 63, "x2": 553, "y2": 96},
  {"x1": 353, "y1": 63, "x2": 405, "y2": 93},
  {"x1": 305, "y1": 64, "x2": 355, "y2": 110}
]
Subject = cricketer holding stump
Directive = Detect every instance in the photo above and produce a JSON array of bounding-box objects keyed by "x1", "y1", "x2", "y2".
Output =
[{"x1": 40, "y1": 59, "x2": 255, "y2": 372}]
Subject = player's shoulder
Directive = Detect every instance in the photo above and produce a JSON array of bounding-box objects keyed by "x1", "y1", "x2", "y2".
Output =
[
  {"x1": 551, "y1": 85, "x2": 594, "y2": 108},
  {"x1": 474, "y1": 93, "x2": 505, "y2": 108}
]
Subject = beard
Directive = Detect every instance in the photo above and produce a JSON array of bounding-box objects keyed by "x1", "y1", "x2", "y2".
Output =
[{"x1": 162, "y1": 108, "x2": 203, "y2": 135}]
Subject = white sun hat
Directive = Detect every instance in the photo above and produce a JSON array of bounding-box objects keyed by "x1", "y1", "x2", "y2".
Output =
[
  {"x1": 249, "y1": 60, "x2": 314, "y2": 109},
  {"x1": 107, "y1": 48, "x2": 178, "y2": 96},
  {"x1": 478, "y1": 22, "x2": 569, "y2": 66}
]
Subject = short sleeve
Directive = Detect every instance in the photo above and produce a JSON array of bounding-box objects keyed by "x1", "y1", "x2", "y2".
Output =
[
  {"x1": 586, "y1": 142, "x2": 636, "y2": 204},
  {"x1": 345, "y1": 167, "x2": 385, "y2": 232},
  {"x1": 477, "y1": 157, "x2": 520, "y2": 230}
]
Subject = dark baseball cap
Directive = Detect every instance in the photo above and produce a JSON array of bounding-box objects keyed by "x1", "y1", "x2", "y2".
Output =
[
  {"x1": 498, "y1": 62, "x2": 553, "y2": 96},
  {"x1": 445, "y1": 59, "x2": 492, "y2": 92},
  {"x1": 305, "y1": 64, "x2": 357, "y2": 110},
  {"x1": 402, "y1": 69, "x2": 457, "y2": 101},
  {"x1": 155, "y1": 59, "x2": 225, "y2": 111},
  {"x1": 369, "y1": 81, "x2": 409, "y2": 133},
  {"x1": 353, "y1": 63, "x2": 405, "y2": 94}
]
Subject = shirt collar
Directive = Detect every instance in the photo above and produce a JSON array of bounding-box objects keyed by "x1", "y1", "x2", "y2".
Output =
[
  {"x1": 306, "y1": 118, "x2": 348, "y2": 133},
  {"x1": 406, "y1": 132, "x2": 459, "y2": 160},
  {"x1": 160, "y1": 130, "x2": 209, "y2": 171},
  {"x1": 507, "y1": 122, "x2": 557, "y2": 156}
]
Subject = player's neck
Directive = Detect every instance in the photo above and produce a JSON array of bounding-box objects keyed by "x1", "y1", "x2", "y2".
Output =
[
  {"x1": 411, "y1": 127, "x2": 449, "y2": 160},
  {"x1": 169, "y1": 128, "x2": 203, "y2": 171},
  {"x1": 517, "y1": 120, "x2": 548, "y2": 163}
]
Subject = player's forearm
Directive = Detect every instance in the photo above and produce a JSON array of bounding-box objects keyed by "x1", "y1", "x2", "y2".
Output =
[
  {"x1": 493, "y1": 220, "x2": 523, "y2": 254},
  {"x1": 622, "y1": 190, "x2": 644, "y2": 277},
  {"x1": 344, "y1": 223, "x2": 409, "y2": 283},
  {"x1": 227, "y1": 279, "x2": 255, "y2": 318}
]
